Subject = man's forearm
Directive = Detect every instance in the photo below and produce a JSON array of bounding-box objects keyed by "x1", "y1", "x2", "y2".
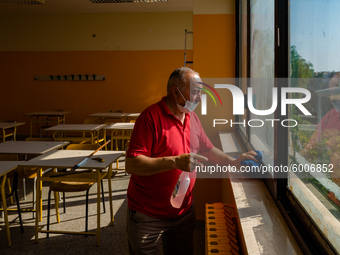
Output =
[
  {"x1": 202, "y1": 147, "x2": 257, "y2": 169},
  {"x1": 125, "y1": 155, "x2": 177, "y2": 176},
  {"x1": 202, "y1": 147, "x2": 236, "y2": 166}
]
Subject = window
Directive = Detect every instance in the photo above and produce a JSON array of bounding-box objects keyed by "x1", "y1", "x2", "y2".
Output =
[
  {"x1": 249, "y1": 0, "x2": 275, "y2": 169},
  {"x1": 288, "y1": 0, "x2": 340, "y2": 252},
  {"x1": 236, "y1": 0, "x2": 340, "y2": 253}
]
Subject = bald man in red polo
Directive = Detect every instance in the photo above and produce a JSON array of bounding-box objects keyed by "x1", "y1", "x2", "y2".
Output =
[{"x1": 125, "y1": 67, "x2": 256, "y2": 255}]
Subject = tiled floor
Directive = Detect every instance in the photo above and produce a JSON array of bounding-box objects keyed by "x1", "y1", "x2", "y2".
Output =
[{"x1": 0, "y1": 163, "x2": 205, "y2": 255}]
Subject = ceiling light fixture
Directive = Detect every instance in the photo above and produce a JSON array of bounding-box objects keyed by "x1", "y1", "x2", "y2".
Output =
[
  {"x1": 90, "y1": 0, "x2": 167, "y2": 3},
  {"x1": 0, "y1": 0, "x2": 44, "y2": 4}
]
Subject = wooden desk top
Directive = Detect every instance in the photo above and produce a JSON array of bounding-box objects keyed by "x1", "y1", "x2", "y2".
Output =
[
  {"x1": 44, "y1": 124, "x2": 107, "y2": 132},
  {"x1": 88, "y1": 113, "x2": 140, "y2": 118},
  {"x1": 104, "y1": 123, "x2": 135, "y2": 130},
  {"x1": 0, "y1": 141, "x2": 69, "y2": 155},
  {"x1": 0, "y1": 161, "x2": 25, "y2": 177},
  {"x1": 20, "y1": 150, "x2": 124, "y2": 170},
  {"x1": 0, "y1": 122, "x2": 25, "y2": 129},
  {"x1": 23, "y1": 111, "x2": 70, "y2": 116}
]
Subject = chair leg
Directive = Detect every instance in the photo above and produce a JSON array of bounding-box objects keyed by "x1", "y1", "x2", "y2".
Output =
[
  {"x1": 101, "y1": 179, "x2": 105, "y2": 213},
  {"x1": 63, "y1": 192, "x2": 66, "y2": 213},
  {"x1": 7, "y1": 179, "x2": 13, "y2": 205},
  {"x1": 47, "y1": 190, "x2": 51, "y2": 238},
  {"x1": 33, "y1": 177, "x2": 36, "y2": 219},
  {"x1": 12, "y1": 172, "x2": 24, "y2": 233},
  {"x1": 54, "y1": 191, "x2": 60, "y2": 223},
  {"x1": 85, "y1": 189, "x2": 89, "y2": 236},
  {"x1": 15, "y1": 190, "x2": 24, "y2": 233},
  {"x1": 116, "y1": 139, "x2": 119, "y2": 169},
  {"x1": 23, "y1": 178, "x2": 26, "y2": 200}
]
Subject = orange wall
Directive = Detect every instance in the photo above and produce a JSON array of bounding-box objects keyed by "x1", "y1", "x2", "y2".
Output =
[
  {"x1": 194, "y1": 14, "x2": 235, "y2": 78},
  {"x1": 194, "y1": 14, "x2": 236, "y2": 146},
  {"x1": 0, "y1": 50, "x2": 192, "y2": 136}
]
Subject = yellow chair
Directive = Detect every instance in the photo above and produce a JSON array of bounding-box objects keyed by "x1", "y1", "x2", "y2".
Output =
[
  {"x1": 110, "y1": 120, "x2": 134, "y2": 173},
  {"x1": 46, "y1": 143, "x2": 106, "y2": 237},
  {"x1": 24, "y1": 138, "x2": 53, "y2": 201},
  {"x1": 81, "y1": 118, "x2": 106, "y2": 145},
  {"x1": 111, "y1": 120, "x2": 135, "y2": 152},
  {"x1": 4, "y1": 138, "x2": 54, "y2": 219},
  {"x1": 39, "y1": 109, "x2": 64, "y2": 138},
  {"x1": 0, "y1": 154, "x2": 24, "y2": 233},
  {"x1": 0, "y1": 119, "x2": 16, "y2": 142}
]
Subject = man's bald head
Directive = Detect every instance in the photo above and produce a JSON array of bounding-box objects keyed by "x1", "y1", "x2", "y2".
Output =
[{"x1": 167, "y1": 67, "x2": 200, "y2": 94}]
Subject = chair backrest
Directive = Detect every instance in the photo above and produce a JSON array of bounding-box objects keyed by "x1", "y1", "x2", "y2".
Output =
[
  {"x1": 83, "y1": 118, "x2": 105, "y2": 125},
  {"x1": 0, "y1": 154, "x2": 18, "y2": 161},
  {"x1": 66, "y1": 144, "x2": 101, "y2": 150},
  {"x1": 25, "y1": 137, "x2": 54, "y2": 141},
  {"x1": 129, "y1": 120, "x2": 136, "y2": 123}
]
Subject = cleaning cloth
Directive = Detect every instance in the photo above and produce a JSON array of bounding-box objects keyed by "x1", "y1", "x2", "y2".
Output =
[{"x1": 239, "y1": 150, "x2": 262, "y2": 167}]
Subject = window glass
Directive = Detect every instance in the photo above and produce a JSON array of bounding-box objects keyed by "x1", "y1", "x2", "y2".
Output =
[
  {"x1": 249, "y1": 0, "x2": 275, "y2": 168},
  {"x1": 289, "y1": 0, "x2": 340, "y2": 252}
]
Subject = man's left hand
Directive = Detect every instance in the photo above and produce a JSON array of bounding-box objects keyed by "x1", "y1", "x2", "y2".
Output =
[{"x1": 232, "y1": 150, "x2": 258, "y2": 169}]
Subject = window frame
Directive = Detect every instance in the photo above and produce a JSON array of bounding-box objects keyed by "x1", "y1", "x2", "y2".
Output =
[{"x1": 235, "y1": 0, "x2": 338, "y2": 254}]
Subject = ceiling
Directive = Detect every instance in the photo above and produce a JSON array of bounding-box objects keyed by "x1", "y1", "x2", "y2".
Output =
[{"x1": 0, "y1": 0, "x2": 193, "y2": 15}]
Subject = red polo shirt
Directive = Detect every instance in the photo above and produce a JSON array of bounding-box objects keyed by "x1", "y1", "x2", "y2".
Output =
[
  {"x1": 126, "y1": 97, "x2": 214, "y2": 218},
  {"x1": 307, "y1": 108, "x2": 340, "y2": 148}
]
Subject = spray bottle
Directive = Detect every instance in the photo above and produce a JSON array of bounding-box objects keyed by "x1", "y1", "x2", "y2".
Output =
[{"x1": 170, "y1": 153, "x2": 204, "y2": 208}]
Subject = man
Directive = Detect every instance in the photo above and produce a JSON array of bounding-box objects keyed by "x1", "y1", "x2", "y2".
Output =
[
  {"x1": 300, "y1": 73, "x2": 340, "y2": 187},
  {"x1": 300, "y1": 73, "x2": 340, "y2": 153},
  {"x1": 125, "y1": 67, "x2": 256, "y2": 255}
]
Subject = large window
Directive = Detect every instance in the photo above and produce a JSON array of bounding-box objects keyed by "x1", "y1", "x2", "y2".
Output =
[
  {"x1": 288, "y1": 0, "x2": 340, "y2": 252},
  {"x1": 236, "y1": 0, "x2": 340, "y2": 253}
]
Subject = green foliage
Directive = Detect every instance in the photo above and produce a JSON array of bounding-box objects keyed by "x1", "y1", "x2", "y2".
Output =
[
  {"x1": 290, "y1": 45, "x2": 315, "y2": 82},
  {"x1": 304, "y1": 136, "x2": 331, "y2": 164}
]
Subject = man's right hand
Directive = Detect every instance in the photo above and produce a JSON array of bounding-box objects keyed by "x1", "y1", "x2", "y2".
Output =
[{"x1": 175, "y1": 153, "x2": 208, "y2": 172}]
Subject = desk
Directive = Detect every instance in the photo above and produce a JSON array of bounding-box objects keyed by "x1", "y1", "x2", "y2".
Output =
[
  {"x1": 0, "y1": 161, "x2": 25, "y2": 246},
  {"x1": 45, "y1": 124, "x2": 107, "y2": 144},
  {"x1": 88, "y1": 112, "x2": 140, "y2": 122},
  {"x1": 0, "y1": 141, "x2": 69, "y2": 155},
  {"x1": 104, "y1": 123, "x2": 135, "y2": 151},
  {"x1": 0, "y1": 122, "x2": 25, "y2": 142},
  {"x1": 19, "y1": 149, "x2": 124, "y2": 246},
  {"x1": 0, "y1": 141, "x2": 69, "y2": 216},
  {"x1": 23, "y1": 111, "x2": 70, "y2": 137}
]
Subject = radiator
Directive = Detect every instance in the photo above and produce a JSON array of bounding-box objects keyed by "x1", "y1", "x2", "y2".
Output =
[{"x1": 205, "y1": 203, "x2": 240, "y2": 255}]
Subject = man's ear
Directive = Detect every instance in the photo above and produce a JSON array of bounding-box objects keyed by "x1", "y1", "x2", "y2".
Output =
[{"x1": 171, "y1": 86, "x2": 178, "y2": 97}]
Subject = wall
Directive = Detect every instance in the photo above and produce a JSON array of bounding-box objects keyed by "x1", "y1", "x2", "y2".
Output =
[
  {"x1": 0, "y1": 5, "x2": 236, "y2": 220},
  {"x1": 192, "y1": 0, "x2": 236, "y2": 219},
  {"x1": 0, "y1": 12, "x2": 193, "y2": 136}
]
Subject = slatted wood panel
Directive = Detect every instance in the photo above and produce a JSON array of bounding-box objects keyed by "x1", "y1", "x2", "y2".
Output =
[{"x1": 206, "y1": 203, "x2": 240, "y2": 255}]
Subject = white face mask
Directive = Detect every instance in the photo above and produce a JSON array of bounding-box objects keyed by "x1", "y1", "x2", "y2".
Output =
[{"x1": 175, "y1": 87, "x2": 199, "y2": 113}]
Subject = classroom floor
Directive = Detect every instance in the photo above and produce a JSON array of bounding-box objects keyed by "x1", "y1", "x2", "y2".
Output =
[{"x1": 0, "y1": 160, "x2": 205, "y2": 255}]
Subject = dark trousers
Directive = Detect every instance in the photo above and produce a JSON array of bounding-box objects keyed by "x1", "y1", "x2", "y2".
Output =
[{"x1": 126, "y1": 204, "x2": 196, "y2": 255}]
